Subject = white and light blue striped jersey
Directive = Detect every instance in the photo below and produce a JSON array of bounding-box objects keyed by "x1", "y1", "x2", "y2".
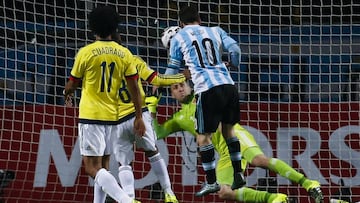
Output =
[{"x1": 167, "y1": 24, "x2": 241, "y2": 94}]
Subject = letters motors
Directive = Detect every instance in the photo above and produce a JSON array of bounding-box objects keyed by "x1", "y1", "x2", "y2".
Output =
[{"x1": 34, "y1": 125, "x2": 360, "y2": 188}]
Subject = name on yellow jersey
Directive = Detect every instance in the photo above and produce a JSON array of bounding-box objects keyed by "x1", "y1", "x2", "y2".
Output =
[{"x1": 91, "y1": 46, "x2": 125, "y2": 57}]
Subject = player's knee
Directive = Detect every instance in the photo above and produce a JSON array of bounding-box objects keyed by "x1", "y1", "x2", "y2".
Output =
[
  {"x1": 119, "y1": 165, "x2": 132, "y2": 171},
  {"x1": 196, "y1": 134, "x2": 211, "y2": 145},
  {"x1": 83, "y1": 157, "x2": 102, "y2": 178},
  {"x1": 85, "y1": 167, "x2": 99, "y2": 178},
  {"x1": 251, "y1": 154, "x2": 270, "y2": 168},
  {"x1": 144, "y1": 149, "x2": 158, "y2": 158}
]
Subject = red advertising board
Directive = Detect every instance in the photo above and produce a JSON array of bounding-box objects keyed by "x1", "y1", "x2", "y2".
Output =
[{"x1": 0, "y1": 103, "x2": 359, "y2": 202}]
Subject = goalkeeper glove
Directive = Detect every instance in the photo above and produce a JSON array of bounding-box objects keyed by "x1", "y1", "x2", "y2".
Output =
[{"x1": 145, "y1": 93, "x2": 162, "y2": 114}]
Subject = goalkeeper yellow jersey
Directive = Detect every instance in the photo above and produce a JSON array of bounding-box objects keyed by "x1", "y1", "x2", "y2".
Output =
[
  {"x1": 70, "y1": 40, "x2": 138, "y2": 123},
  {"x1": 118, "y1": 55, "x2": 185, "y2": 120}
]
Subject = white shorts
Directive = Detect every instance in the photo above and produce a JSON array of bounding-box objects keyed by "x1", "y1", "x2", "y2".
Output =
[
  {"x1": 113, "y1": 111, "x2": 157, "y2": 165},
  {"x1": 78, "y1": 123, "x2": 116, "y2": 156}
]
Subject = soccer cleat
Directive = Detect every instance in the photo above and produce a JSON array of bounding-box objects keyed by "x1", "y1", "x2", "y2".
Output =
[
  {"x1": 132, "y1": 200, "x2": 141, "y2": 203},
  {"x1": 308, "y1": 186, "x2": 324, "y2": 203},
  {"x1": 306, "y1": 181, "x2": 324, "y2": 203},
  {"x1": 164, "y1": 193, "x2": 179, "y2": 203},
  {"x1": 195, "y1": 182, "x2": 221, "y2": 197},
  {"x1": 269, "y1": 194, "x2": 288, "y2": 203},
  {"x1": 231, "y1": 172, "x2": 246, "y2": 189}
]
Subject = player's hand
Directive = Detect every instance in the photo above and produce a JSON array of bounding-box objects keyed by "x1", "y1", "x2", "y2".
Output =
[
  {"x1": 217, "y1": 184, "x2": 236, "y2": 200},
  {"x1": 152, "y1": 85, "x2": 159, "y2": 95},
  {"x1": 63, "y1": 89, "x2": 74, "y2": 107},
  {"x1": 181, "y1": 69, "x2": 191, "y2": 80},
  {"x1": 224, "y1": 62, "x2": 237, "y2": 70},
  {"x1": 134, "y1": 117, "x2": 146, "y2": 137},
  {"x1": 145, "y1": 93, "x2": 162, "y2": 114}
]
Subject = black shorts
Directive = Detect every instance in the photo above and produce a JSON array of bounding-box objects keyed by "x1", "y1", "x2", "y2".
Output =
[{"x1": 195, "y1": 84, "x2": 240, "y2": 134}]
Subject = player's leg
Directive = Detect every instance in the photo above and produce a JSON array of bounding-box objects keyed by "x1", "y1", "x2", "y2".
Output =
[
  {"x1": 194, "y1": 90, "x2": 221, "y2": 196},
  {"x1": 137, "y1": 111, "x2": 178, "y2": 203},
  {"x1": 267, "y1": 157, "x2": 324, "y2": 202},
  {"x1": 113, "y1": 119, "x2": 136, "y2": 198},
  {"x1": 221, "y1": 85, "x2": 245, "y2": 189},
  {"x1": 244, "y1": 147, "x2": 324, "y2": 203},
  {"x1": 79, "y1": 124, "x2": 135, "y2": 203},
  {"x1": 93, "y1": 154, "x2": 111, "y2": 203},
  {"x1": 217, "y1": 184, "x2": 288, "y2": 203},
  {"x1": 216, "y1": 155, "x2": 288, "y2": 203},
  {"x1": 118, "y1": 165, "x2": 135, "y2": 198}
]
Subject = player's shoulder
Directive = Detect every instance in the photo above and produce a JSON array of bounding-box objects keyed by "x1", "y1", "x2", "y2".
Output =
[
  {"x1": 133, "y1": 55, "x2": 146, "y2": 65},
  {"x1": 234, "y1": 123, "x2": 246, "y2": 131},
  {"x1": 84, "y1": 41, "x2": 129, "y2": 51},
  {"x1": 134, "y1": 56, "x2": 154, "y2": 77},
  {"x1": 77, "y1": 41, "x2": 102, "y2": 54},
  {"x1": 209, "y1": 26, "x2": 226, "y2": 33},
  {"x1": 77, "y1": 42, "x2": 95, "y2": 54}
]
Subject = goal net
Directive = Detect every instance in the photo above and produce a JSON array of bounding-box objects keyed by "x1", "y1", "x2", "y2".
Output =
[{"x1": 1, "y1": 0, "x2": 359, "y2": 202}]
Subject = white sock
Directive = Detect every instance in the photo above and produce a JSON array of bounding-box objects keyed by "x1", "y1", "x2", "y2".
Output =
[
  {"x1": 118, "y1": 165, "x2": 135, "y2": 198},
  {"x1": 148, "y1": 153, "x2": 174, "y2": 195},
  {"x1": 95, "y1": 168, "x2": 132, "y2": 203},
  {"x1": 94, "y1": 182, "x2": 106, "y2": 203}
]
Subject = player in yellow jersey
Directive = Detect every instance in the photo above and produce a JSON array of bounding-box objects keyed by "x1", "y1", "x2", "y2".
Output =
[
  {"x1": 111, "y1": 53, "x2": 185, "y2": 202},
  {"x1": 63, "y1": 6, "x2": 142, "y2": 203}
]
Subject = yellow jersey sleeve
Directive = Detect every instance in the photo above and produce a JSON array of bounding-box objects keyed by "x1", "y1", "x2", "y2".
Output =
[
  {"x1": 70, "y1": 48, "x2": 86, "y2": 79},
  {"x1": 133, "y1": 55, "x2": 185, "y2": 86},
  {"x1": 123, "y1": 51, "x2": 138, "y2": 79},
  {"x1": 118, "y1": 55, "x2": 186, "y2": 121}
]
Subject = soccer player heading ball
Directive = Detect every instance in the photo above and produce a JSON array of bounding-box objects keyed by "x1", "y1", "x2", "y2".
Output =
[
  {"x1": 164, "y1": 5, "x2": 246, "y2": 197},
  {"x1": 159, "y1": 8, "x2": 324, "y2": 203}
]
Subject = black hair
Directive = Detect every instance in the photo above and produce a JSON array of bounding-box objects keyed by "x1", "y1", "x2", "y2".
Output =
[
  {"x1": 179, "y1": 5, "x2": 200, "y2": 24},
  {"x1": 89, "y1": 6, "x2": 120, "y2": 38},
  {"x1": 111, "y1": 32, "x2": 122, "y2": 44}
]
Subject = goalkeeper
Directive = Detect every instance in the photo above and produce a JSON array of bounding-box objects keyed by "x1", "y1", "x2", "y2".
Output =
[{"x1": 146, "y1": 80, "x2": 324, "y2": 203}]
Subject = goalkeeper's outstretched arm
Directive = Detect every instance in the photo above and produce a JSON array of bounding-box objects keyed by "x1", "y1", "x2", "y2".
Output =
[{"x1": 145, "y1": 94, "x2": 183, "y2": 139}]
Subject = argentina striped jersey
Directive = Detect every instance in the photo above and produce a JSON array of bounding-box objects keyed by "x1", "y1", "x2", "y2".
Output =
[{"x1": 168, "y1": 24, "x2": 240, "y2": 94}]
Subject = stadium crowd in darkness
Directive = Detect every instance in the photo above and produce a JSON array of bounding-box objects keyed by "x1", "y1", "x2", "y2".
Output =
[{"x1": 0, "y1": 0, "x2": 359, "y2": 105}]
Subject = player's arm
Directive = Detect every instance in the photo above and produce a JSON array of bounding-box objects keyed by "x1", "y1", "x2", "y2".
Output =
[
  {"x1": 136, "y1": 56, "x2": 185, "y2": 86},
  {"x1": 145, "y1": 94, "x2": 183, "y2": 139},
  {"x1": 152, "y1": 116, "x2": 183, "y2": 139},
  {"x1": 63, "y1": 75, "x2": 81, "y2": 106},
  {"x1": 227, "y1": 44, "x2": 241, "y2": 68},
  {"x1": 63, "y1": 49, "x2": 84, "y2": 106},
  {"x1": 218, "y1": 27, "x2": 241, "y2": 68},
  {"x1": 147, "y1": 72, "x2": 185, "y2": 86},
  {"x1": 166, "y1": 38, "x2": 183, "y2": 74},
  {"x1": 126, "y1": 75, "x2": 146, "y2": 136}
]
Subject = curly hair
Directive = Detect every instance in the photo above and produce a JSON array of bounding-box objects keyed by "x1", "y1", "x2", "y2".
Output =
[{"x1": 89, "y1": 6, "x2": 120, "y2": 38}]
